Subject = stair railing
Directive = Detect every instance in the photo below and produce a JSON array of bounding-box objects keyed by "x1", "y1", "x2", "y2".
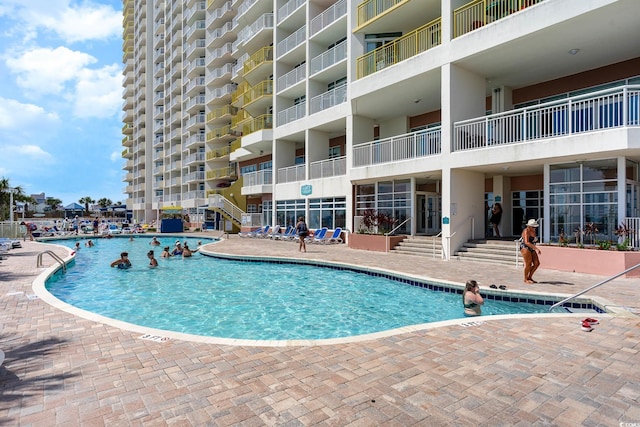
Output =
[
  {"x1": 548, "y1": 262, "x2": 640, "y2": 312},
  {"x1": 385, "y1": 217, "x2": 412, "y2": 252},
  {"x1": 433, "y1": 231, "x2": 442, "y2": 259}
]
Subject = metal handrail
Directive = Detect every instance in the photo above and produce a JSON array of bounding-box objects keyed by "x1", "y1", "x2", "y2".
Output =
[
  {"x1": 385, "y1": 216, "x2": 412, "y2": 237},
  {"x1": 36, "y1": 250, "x2": 67, "y2": 273},
  {"x1": 433, "y1": 231, "x2": 442, "y2": 259},
  {"x1": 549, "y1": 262, "x2": 640, "y2": 311},
  {"x1": 385, "y1": 217, "x2": 412, "y2": 252}
]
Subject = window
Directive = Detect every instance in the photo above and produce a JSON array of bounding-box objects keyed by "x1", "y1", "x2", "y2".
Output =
[
  {"x1": 355, "y1": 180, "x2": 411, "y2": 233},
  {"x1": 240, "y1": 164, "x2": 257, "y2": 175},
  {"x1": 364, "y1": 33, "x2": 402, "y2": 53},
  {"x1": 328, "y1": 146, "x2": 341, "y2": 158},
  {"x1": 259, "y1": 160, "x2": 272, "y2": 170},
  {"x1": 276, "y1": 199, "x2": 304, "y2": 229},
  {"x1": 309, "y1": 197, "x2": 346, "y2": 229},
  {"x1": 549, "y1": 160, "x2": 618, "y2": 243}
]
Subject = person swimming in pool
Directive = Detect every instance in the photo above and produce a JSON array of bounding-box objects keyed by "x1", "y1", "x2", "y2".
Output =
[
  {"x1": 160, "y1": 246, "x2": 171, "y2": 258},
  {"x1": 110, "y1": 252, "x2": 132, "y2": 269},
  {"x1": 182, "y1": 243, "x2": 193, "y2": 258},
  {"x1": 150, "y1": 236, "x2": 160, "y2": 246},
  {"x1": 463, "y1": 279, "x2": 484, "y2": 316},
  {"x1": 147, "y1": 250, "x2": 158, "y2": 268},
  {"x1": 171, "y1": 242, "x2": 183, "y2": 256}
]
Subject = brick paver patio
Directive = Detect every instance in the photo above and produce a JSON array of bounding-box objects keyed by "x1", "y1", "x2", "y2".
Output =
[{"x1": 1, "y1": 235, "x2": 638, "y2": 426}]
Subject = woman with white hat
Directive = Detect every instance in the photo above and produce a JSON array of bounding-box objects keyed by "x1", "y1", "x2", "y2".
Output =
[{"x1": 520, "y1": 219, "x2": 542, "y2": 284}]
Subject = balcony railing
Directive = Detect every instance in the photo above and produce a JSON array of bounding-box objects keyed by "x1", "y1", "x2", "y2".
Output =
[
  {"x1": 454, "y1": 0, "x2": 545, "y2": 38},
  {"x1": 206, "y1": 166, "x2": 237, "y2": 180},
  {"x1": 243, "y1": 46, "x2": 273, "y2": 75},
  {"x1": 310, "y1": 40, "x2": 347, "y2": 76},
  {"x1": 243, "y1": 169, "x2": 273, "y2": 186},
  {"x1": 310, "y1": 85, "x2": 346, "y2": 115},
  {"x1": 278, "y1": 102, "x2": 306, "y2": 126},
  {"x1": 353, "y1": 127, "x2": 442, "y2": 167},
  {"x1": 310, "y1": 156, "x2": 346, "y2": 179},
  {"x1": 244, "y1": 80, "x2": 273, "y2": 105},
  {"x1": 277, "y1": 164, "x2": 305, "y2": 184},
  {"x1": 206, "y1": 145, "x2": 231, "y2": 160},
  {"x1": 207, "y1": 105, "x2": 237, "y2": 122},
  {"x1": 453, "y1": 85, "x2": 640, "y2": 152},
  {"x1": 242, "y1": 114, "x2": 273, "y2": 135},
  {"x1": 277, "y1": 66, "x2": 305, "y2": 93},
  {"x1": 277, "y1": 0, "x2": 305, "y2": 24},
  {"x1": 310, "y1": 0, "x2": 347, "y2": 37},
  {"x1": 277, "y1": 25, "x2": 305, "y2": 58},
  {"x1": 357, "y1": 0, "x2": 405, "y2": 28},
  {"x1": 356, "y1": 18, "x2": 441, "y2": 79}
]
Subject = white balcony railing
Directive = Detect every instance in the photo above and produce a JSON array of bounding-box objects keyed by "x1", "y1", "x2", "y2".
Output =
[
  {"x1": 277, "y1": 0, "x2": 305, "y2": 24},
  {"x1": 310, "y1": 40, "x2": 347, "y2": 76},
  {"x1": 352, "y1": 128, "x2": 442, "y2": 167},
  {"x1": 277, "y1": 25, "x2": 305, "y2": 58},
  {"x1": 277, "y1": 102, "x2": 306, "y2": 126},
  {"x1": 453, "y1": 85, "x2": 640, "y2": 152},
  {"x1": 277, "y1": 66, "x2": 306, "y2": 93},
  {"x1": 242, "y1": 169, "x2": 273, "y2": 186},
  {"x1": 310, "y1": 0, "x2": 347, "y2": 36},
  {"x1": 277, "y1": 164, "x2": 305, "y2": 183},
  {"x1": 310, "y1": 156, "x2": 346, "y2": 179},
  {"x1": 310, "y1": 84, "x2": 347, "y2": 114}
]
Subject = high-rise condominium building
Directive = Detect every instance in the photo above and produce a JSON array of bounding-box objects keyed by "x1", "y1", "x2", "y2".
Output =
[{"x1": 122, "y1": 0, "x2": 640, "y2": 258}]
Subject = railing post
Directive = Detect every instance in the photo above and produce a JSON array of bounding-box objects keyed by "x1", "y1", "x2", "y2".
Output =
[{"x1": 623, "y1": 86, "x2": 628, "y2": 125}]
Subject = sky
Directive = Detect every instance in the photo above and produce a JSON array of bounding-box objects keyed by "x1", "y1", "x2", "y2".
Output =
[{"x1": 0, "y1": 0, "x2": 125, "y2": 207}]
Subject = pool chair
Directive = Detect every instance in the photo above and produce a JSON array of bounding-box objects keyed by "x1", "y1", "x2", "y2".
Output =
[
  {"x1": 317, "y1": 227, "x2": 343, "y2": 244},
  {"x1": 271, "y1": 225, "x2": 293, "y2": 240},
  {"x1": 260, "y1": 225, "x2": 280, "y2": 238},
  {"x1": 308, "y1": 227, "x2": 328, "y2": 244},
  {"x1": 239, "y1": 225, "x2": 269, "y2": 238}
]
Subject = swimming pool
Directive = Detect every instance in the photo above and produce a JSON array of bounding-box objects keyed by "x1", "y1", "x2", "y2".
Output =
[{"x1": 41, "y1": 236, "x2": 556, "y2": 341}]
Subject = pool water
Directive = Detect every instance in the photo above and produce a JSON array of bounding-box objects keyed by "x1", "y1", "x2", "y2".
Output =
[{"x1": 45, "y1": 236, "x2": 550, "y2": 340}]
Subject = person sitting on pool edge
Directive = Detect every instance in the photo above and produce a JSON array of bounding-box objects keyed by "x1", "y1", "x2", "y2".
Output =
[
  {"x1": 110, "y1": 252, "x2": 132, "y2": 269},
  {"x1": 463, "y1": 279, "x2": 484, "y2": 316}
]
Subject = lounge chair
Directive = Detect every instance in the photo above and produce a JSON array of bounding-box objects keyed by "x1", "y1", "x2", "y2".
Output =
[
  {"x1": 239, "y1": 225, "x2": 269, "y2": 238},
  {"x1": 260, "y1": 225, "x2": 280, "y2": 238},
  {"x1": 271, "y1": 225, "x2": 293, "y2": 240},
  {"x1": 317, "y1": 227, "x2": 343, "y2": 244},
  {"x1": 308, "y1": 227, "x2": 328, "y2": 244}
]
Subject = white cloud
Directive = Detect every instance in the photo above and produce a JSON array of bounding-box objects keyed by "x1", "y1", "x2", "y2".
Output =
[
  {"x1": 74, "y1": 64, "x2": 123, "y2": 119},
  {"x1": 6, "y1": 46, "x2": 97, "y2": 95},
  {"x1": 109, "y1": 151, "x2": 122, "y2": 162},
  {"x1": 0, "y1": 98, "x2": 60, "y2": 129},
  {"x1": 1, "y1": 0, "x2": 121, "y2": 44},
  {"x1": 6, "y1": 144, "x2": 54, "y2": 160}
]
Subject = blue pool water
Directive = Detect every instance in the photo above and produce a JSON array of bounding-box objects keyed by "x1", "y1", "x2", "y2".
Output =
[{"x1": 45, "y1": 236, "x2": 550, "y2": 340}]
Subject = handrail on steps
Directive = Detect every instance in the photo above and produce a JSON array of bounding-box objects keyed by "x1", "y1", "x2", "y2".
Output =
[
  {"x1": 37, "y1": 250, "x2": 67, "y2": 273},
  {"x1": 433, "y1": 231, "x2": 442, "y2": 259},
  {"x1": 548, "y1": 262, "x2": 640, "y2": 312},
  {"x1": 385, "y1": 217, "x2": 412, "y2": 252}
]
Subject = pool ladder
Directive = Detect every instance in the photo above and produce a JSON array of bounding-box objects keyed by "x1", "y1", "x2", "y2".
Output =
[{"x1": 37, "y1": 250, "x2": 67, "y2": 273}]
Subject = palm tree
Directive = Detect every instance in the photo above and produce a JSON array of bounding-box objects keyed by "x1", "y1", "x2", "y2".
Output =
[
  {"x1": 0, "y1": 177, "x2": 26, "y2": 220},
  {"x1": 97, "y1": 198, "x2": 113, "y2": 208},
  {"x1": 46, "y1": 197, "x2": 62, "y2": 212},
  {"x1": 79, "y1": 196, "x2": 95, "y2": 216}
]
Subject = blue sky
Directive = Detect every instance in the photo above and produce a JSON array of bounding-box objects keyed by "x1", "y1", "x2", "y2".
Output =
[{"x1": 0, "y1": 0, "x2": 125, "y2": 206}]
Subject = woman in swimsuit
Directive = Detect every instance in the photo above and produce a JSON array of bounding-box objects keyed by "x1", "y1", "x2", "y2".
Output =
[
  {"x1": 463, "y1": 279, "x2": 484, "y2": 316},
  {"x1": 520, "y1": 219, "x2": 542, "y2": 284}
]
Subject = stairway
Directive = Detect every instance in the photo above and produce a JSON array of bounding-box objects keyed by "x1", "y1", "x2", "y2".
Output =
[
  {"x1": 452, "y1": 239, "x2": 520, "y2": 266},
  {"x1": 391, "y1": 236, "x2": 443, "y2": 258}
]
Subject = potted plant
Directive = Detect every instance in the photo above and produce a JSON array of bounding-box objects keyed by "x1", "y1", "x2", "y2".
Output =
[{"x1": 350, "y1": 210, "x2": 404, "y2": 252}]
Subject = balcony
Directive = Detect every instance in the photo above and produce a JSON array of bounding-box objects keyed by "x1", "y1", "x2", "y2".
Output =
[
  {"x1": 356, "y1": 18, "x2": 441, "y2": 79},
  {"x1": 277, "y1": 164, "x2": 305, "y2": 184},
  {"x1": 357, "y1": 0, "x2": 405, "y2": 27},
  {"x1": 243, "y1": 46, "x2": 273, "y2": 84},
  {"x1": 352, "y1": 128, "x2": 442, "y2": 167},
  {"x1": 184, "y1": 171, "x2": 206, "y2": 183},
  {"x1": 310, "y1": 0, "x2": 347, "y2": 37},
  {"x1": 276, "y1": 25, "x2": 305, "y2": 59},
  {"x1": 310, "y1": 156, "x2": 346, "y2": 179},
  {"x1": 242, "y1": 169, "x2": 272, "y2": 186},
  {"x1": 277, "y1": 66, "x2": 305, "y2": 94},
  {"x1": 206, "y1": 166, "x2": 237, "y2": 180},
  {"x1": 207, "y1": 105, "x2": 237, "y2": 123},
  {"x1": 184, "y1": 152, "x2": 206, "y2": 166},
  {"x1": 453, "y1": 0, "x2": 545, "y2": 38},
  {"x1": 206, "y1": 145, "x2": 231, "y2": 160},
  {"x1": 277, "y1": 0, "x2": 305, "y2": 25},
  {"x1": 278, "y1": 102, "x2": 305, "y2": 126},
  {"x1": 243, "y1": 80, "x2": 273, "y2": 116},
  {"x1": 185, "y1": 133, "x2": 206, "y2": 149},
  {"x1": 452, "y1": 85, "x2": 640, "y2": 152},
  {"x1": 310, "y1": 85, "x2": 346, "y2": 115},
  {"x1": 310, "y1": 40, "x2": 347, "y2": 77},
  {"x1": 242, "y1": 114, "x2": 272, "y2": 135}
]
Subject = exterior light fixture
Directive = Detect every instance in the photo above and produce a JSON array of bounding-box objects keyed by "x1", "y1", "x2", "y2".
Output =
[{"x1": 568, "y1": 48, "x2": 580, "y2": 55}]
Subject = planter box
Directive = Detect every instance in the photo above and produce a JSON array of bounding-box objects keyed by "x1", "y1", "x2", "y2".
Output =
[
  {"x1": 541, "y1": 245, "x2": 640, "y2": 277},
  {"x1": 348, "y1": 234, "x2": 405, "y2": 252}
]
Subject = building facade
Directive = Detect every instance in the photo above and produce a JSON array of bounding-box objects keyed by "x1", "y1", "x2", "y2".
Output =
[{"x1": 122, "y1": 0, "x2": 640, "y2": 256}]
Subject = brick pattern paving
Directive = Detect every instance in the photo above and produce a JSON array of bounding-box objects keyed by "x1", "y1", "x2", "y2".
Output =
[{"x1": 1, "y1": 238, "x2": 639, "y2": 426}]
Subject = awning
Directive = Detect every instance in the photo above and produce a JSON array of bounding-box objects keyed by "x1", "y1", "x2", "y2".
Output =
[{"x1": 161, "y1": 206, "x2": 183, "y2": 214}]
